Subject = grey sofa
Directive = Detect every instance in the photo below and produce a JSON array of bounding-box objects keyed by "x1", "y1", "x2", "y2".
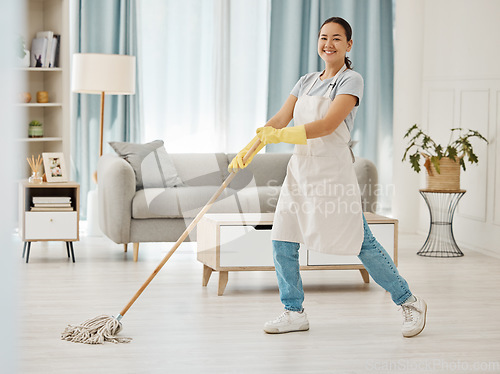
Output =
[{"x1": 97, "y1": 152, "x2": 378, "y2": 261}]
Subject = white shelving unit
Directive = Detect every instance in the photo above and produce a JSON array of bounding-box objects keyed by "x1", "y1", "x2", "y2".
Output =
[{"x1": 18, "y1": 0, "x2": 70, "y2": 178}]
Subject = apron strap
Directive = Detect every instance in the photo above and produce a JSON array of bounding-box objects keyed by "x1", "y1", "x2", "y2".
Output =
[
  {"x1": 303, "y1": 73, "x2": 322, "y2": 96},
  {"x1": 332, "y1": 65, "x2": 354, "y2": 162},
  {"x1": 323, "y1": 64, "x2": 347, "y2": 99}
]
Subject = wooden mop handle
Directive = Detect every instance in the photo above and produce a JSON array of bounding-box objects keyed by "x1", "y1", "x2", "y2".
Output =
[
  {"x1": 242, "y1": 138, "x2": 262, "y2": 165},
  {"x1": 118, "y1": 138, "x2": 263, "y2": 318}
]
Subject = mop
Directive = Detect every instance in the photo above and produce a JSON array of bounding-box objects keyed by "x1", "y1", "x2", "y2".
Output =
[{"x1": 61, "y1": 140, "x2": 261, "y2": 344}]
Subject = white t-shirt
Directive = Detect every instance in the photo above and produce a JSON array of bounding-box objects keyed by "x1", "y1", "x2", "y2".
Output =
[{"x1": 290, "y1": 69, "x2": 364, "y2": 132}]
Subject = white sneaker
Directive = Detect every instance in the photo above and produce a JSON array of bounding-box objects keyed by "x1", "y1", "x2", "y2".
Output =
[
  {"x1": 264, "y1": 310, "x2": 309, "y2": 334},
  {"x1": 400, "y1": 296, "x2": 427, "y2": 337}
]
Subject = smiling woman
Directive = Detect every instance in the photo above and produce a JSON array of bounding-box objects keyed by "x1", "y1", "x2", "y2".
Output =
[
  {"x1": 137, "y1": 0, "x2": 270, "y2": 153},
  {"x1": 228, "y1": 15, "x2": 427, "y2": 338}
]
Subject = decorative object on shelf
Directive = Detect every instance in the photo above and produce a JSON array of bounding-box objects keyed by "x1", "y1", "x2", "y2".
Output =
[
  {"x1": 20, "y1": 92, "x2": 31, "y2": 103},
  {"x1": 27, "y1": 155, "x2": 43, "y2": 184},
  {"x1": 29, "y1": 31, "x2": 60, "y2": 68},
  {"x1": 31, "y1": 196, "x2": 73, "y2": 212},
  {"x1": 30, "y1": 37, "x2": 47, "y2": 68},
  {"x1": 36, "y1": 91, "x2": 49, "y2": 103},
  {"x1": 35, "y1": 31, "x2": 54, "y2": 67},
  {"x1": 42, "y1": 152, "x2": 68, "y2": 182},
  {"x1": 72, "y1": 53, "x2": 136, "y2": 182},
  {"x1": 52, "y1": 34, "x2": 61, "y2": 68},
  {"x1": 28, "y1": 120, "x2": 43, "y2": 138},
  {"x1": 402, "y1": 124, "x2": 488, "y2": 190},
  {"x1": 28, "y1": 172, "x2": 43, "y2": 185},
  {"x1": 17, "y1": 35, "x2": 30, "y2": 67}
]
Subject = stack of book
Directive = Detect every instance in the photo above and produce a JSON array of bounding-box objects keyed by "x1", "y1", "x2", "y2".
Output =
[
  {"x1": 30, "y1": 31, "x2": 61, "y2": 68},
  {"x1": 31, "y1": 196, "x2": 73, "y2": 212}
]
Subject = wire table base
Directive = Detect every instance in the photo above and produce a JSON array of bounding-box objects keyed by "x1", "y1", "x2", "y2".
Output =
[{"x1": 418, "y1": 189, "x2": 466, "y2": 257}]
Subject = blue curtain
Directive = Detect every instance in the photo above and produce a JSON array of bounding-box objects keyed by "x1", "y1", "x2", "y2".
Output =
[
  {"x1": 72, "y1": 0, "x2": 142, "y2": 219},
  {"x1": 266, "y1": 0, "x2": 394, "y2": 210}
]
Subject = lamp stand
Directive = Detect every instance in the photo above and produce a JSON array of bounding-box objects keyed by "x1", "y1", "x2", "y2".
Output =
[
  {"x1": 88, "y1": 91, "x2": 105, "y2": 235},
  {"x1": 99, "y1": 91, "x2": 105, "y2": 157},
  {"x1": 93, "y1": 91, "x2": 105, "y2": 184}
]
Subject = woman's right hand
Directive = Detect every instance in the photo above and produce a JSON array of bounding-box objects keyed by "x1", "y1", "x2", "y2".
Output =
[
  {"x1": 228, "y1": 135, "x2": 265, "y2": 171},
  {"x1": 229, "y1": 95, "x2": 297, "y2": 172}
]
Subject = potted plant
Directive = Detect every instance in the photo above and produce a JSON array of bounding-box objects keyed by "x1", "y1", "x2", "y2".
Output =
[
  {"x1": 28, "y1": 120, "x2": 43, "y2": 138},
  {"x1": 402, "y1": 124, "x2": 488, "y2": 190}
]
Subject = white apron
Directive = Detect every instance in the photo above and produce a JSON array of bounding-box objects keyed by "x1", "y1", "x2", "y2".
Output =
[{"x1": 271, "y1": 66, "x2": 364, "y2": 255}]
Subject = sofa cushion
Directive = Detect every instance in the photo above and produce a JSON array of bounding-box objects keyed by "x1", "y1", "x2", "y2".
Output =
[
  {"x1": 169, "y1": 153, "x2": 227, "y2": 186},
  {"x1": 109, "y1": 140, "x2": 184, "y2": 190},
  {"x1": 235, "y1": 186, "x2": 282, "y2": 213},
  {"x1": 133, "y1": 186, "x2": 239, "y2": 219},
  {"x1": 132, "y1": 185, "x2": 277, "y2": 219}
]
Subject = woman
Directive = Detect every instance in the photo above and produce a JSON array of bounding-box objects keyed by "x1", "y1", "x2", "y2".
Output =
[{"x1": 229, "y1": 17, "x2": 427, "y2": 337}]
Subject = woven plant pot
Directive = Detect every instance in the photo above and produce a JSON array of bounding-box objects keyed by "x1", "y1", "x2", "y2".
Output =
[{"x1": 423, "y1": 154, "x2": 461, "y2": 191}]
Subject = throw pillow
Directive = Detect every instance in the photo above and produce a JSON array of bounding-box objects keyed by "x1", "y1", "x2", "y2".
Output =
[{"x1": 109, "y1": 140, "x2": 185, "y2": 190}]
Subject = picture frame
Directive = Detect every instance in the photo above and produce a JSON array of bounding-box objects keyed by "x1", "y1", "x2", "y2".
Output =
[{"x1": 42, "y1": 152, "x2": 68, "y2": 182}]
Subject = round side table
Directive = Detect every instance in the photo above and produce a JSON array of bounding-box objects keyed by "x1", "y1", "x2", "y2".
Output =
[{"x1": 418, "y1": 189, "x2": 466, "y2": 257}]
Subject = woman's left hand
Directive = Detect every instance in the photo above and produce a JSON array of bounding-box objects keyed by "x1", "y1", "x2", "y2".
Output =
[{"x1": 256, "y1": 125, "x2": 307, "y2": 145}]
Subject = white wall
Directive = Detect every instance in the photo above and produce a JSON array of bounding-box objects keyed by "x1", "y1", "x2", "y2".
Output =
[
  {"x1": 392, "y1": 0, "x2": 424, "y2": 233},
  {"x1": 393, "y1": 0, "x2": 500, "y2": 255}
]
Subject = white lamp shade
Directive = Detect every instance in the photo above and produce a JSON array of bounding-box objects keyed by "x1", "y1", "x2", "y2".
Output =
[{"x1": 72, "y1": 53, "x2": 136, "y2": 95}]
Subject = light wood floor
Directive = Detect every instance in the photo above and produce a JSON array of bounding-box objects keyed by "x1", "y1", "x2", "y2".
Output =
[{"x1": 17, "y1": 229, "x2": 500, "y2": 374}]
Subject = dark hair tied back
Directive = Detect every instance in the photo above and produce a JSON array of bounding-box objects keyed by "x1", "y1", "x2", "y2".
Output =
[{"x1": 319, "y1": 17, "x2": 353, "y2": 69}]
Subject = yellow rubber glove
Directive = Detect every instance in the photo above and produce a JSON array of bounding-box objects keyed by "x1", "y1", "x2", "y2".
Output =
[
  {"x1": 256, "y1": 125, "x2": 307, "y2": 145},
  {"x1": 228, "y1": 135, "x2": 266, "y2": 171}
]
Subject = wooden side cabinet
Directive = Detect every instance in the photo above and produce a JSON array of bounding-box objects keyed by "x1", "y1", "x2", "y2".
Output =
[{"x1": 19, "y1": 181, "x2": 79, "y2": 263}]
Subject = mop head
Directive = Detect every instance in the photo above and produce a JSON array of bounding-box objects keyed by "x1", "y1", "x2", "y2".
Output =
[{"x1": 61, "y1": 315, "x2": 132, "y2": 344}]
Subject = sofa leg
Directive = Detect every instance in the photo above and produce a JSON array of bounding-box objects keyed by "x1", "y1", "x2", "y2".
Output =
[
  {"x1": 123, "y1": 243, "x2": 128, "y2": 253},
  {"x1": 133, "y1": 243, "x2": 139, "y2": 262}
]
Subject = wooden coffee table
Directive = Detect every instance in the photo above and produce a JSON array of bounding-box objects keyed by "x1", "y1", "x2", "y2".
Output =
[{"x1": 197, "y1": 212, "x2": 398, "y2": 295}]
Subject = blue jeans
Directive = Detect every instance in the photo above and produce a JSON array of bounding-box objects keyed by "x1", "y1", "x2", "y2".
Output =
[{"x1": 272, "y1": 214, "x2": 413, "y2": 311}]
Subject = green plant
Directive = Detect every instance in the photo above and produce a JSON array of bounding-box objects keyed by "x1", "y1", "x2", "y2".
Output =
[
  {"x1": 28, "y1": 120, "x2": 44, "y2": 138},
  {"x1": 402, "y1": 124, "x2": 488, "y2": 174}
]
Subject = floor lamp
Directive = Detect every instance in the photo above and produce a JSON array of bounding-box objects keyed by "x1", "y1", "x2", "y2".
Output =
[{"x1": 72, "y1": 53, "x2": 136, "y2": 235}]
